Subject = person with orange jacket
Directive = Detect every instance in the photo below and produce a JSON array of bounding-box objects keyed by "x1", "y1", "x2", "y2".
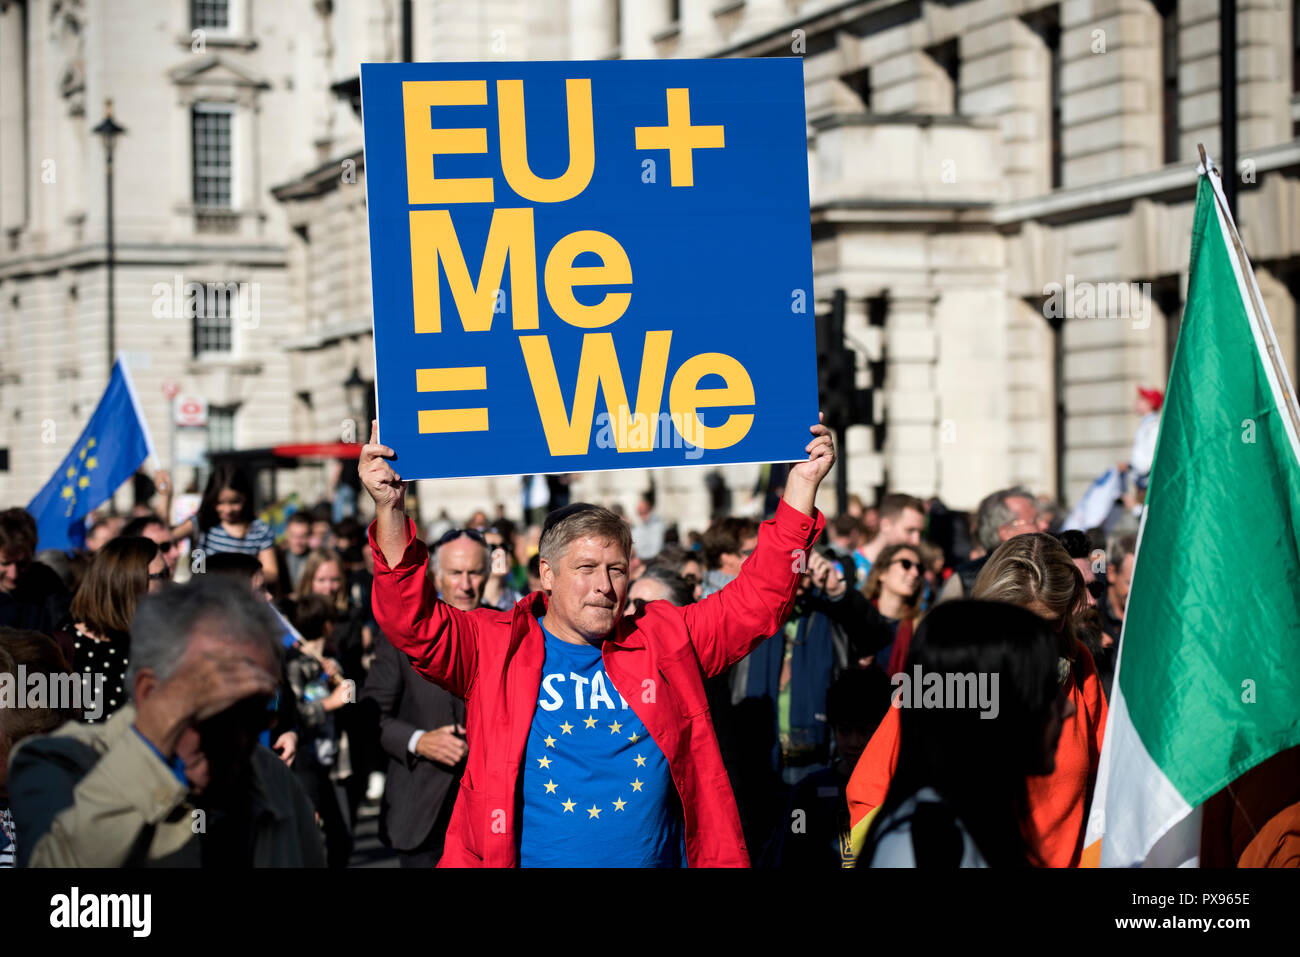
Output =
[{"x1": 847, "y1": 533, "x2": 1107, "y2": 867}]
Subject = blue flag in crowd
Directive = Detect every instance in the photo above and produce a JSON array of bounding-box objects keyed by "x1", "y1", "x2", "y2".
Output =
[{"x1": 27, "y1": 358, "x2": 155, "y2": 551}]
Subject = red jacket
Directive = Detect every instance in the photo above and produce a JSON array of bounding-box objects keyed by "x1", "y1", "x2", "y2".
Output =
[{"x1": 369, "y1": 499, "x2": 825, "y2": 867}]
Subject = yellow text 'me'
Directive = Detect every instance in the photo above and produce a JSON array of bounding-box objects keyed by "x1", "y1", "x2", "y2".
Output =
[{"x1": 409, "y1": 208, "x2": 631, "y2": 334}]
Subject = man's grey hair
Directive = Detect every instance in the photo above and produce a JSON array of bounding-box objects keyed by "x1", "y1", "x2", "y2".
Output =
[
  {"x1": 974, "y1": 486, "x2": 1036, "y2": 553},
  {"x1": 430, "y1": 532, "x2": 490, "y2": 576},
  {"x1": 538, "y1": 505, "x2": 631, "y2": 565},
  {"x1": 126, "y1": 576, "x2": 283, "y2": 696},
  {"x1": 635, "y1": 565, "x2": 694, "y2": 607},
  {"x1": 1109, "y1": 532, "x2": 1138, "y2": 570}
]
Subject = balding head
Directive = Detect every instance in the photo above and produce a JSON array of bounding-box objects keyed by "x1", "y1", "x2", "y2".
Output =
[{"x1": 434, "y1": 532, "x2": 490, "y2": 612}]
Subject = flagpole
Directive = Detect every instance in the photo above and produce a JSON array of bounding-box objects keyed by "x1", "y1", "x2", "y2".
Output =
[{"x1": 1195, "y1": 143, "x2": 1300, "y2": 448}]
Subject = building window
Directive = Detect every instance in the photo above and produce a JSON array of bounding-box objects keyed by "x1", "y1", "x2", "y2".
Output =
[
  {"x1": 192, "y1": 0, "x2": 230, "y2": 31},
  {"x1": 1157, "y1": 0, "x2": 1179, "y2": 165},
  {"x1": 0, "y1": 448, "x2": 9, "y2": 473},
  {"x1": 924, "y1": 39, "x2": 961, "y2": 114},
  {"x1": 191, "y1": 283, "x2": 238, "y2": 357},
  {"x1": 843, "y1": 65, "x2": 872, "y2": 112},
  {"x1": 192, "y1": 105, "x2": 233, "y2": 209},
  {"x1": 1024, "y1": 7, "x2": 1063, "y2": 189},
  {"x1": 207, "y1": 405, "x2": 238, "y2": 452},
  {"x1": 1151, "y1": 276, "x2": 1183, "y2": 378}
]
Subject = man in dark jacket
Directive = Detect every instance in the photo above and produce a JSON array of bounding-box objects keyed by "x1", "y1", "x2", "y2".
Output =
[
  {"x1": 359, "y1": 529, "x2": 483, "y2": 866},
  {"x1": 8, "y1": 577, "x2": 323, "y2": 867},
  {"x1": 363, "y1": 633, "x2": 465, "y2": 866}
]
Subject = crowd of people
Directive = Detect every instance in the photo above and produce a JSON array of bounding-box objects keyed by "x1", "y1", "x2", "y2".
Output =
[{"x1": 0, "y1": 413, "x2": 1292, "y2": 869}]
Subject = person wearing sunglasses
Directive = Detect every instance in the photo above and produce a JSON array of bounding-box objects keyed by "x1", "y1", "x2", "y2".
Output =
[
  {"x1": 361, "y1": 417, "x2": 835, "y2": 868},
  {"x1": 7, "y1": 576, "x2": 323, "y2": 867},
  {"x1": 859, "y1": 544, "x2": 925, "y2": 676},
  {"x1": 1053, "y1": 529, "x2": 1116, "y2": 699},
  {"x1": 120, "y1": 514, "x2": 182, "y2": 577}
]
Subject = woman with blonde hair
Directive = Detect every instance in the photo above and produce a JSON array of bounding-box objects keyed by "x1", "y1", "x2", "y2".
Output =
[
  {"x1": 847, "y1": 532, "x2": 1108, "y2": 867},
  {"x1": 860, "y1": 543, "x2": 925, "y2": 675}
]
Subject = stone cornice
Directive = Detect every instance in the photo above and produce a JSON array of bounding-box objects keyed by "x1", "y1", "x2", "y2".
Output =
[
  {"x1": 0, "y1": 242, "x2": 286, "y2": 280},
  {"x1": 270, "y1": 148, "x2": 366, "y2": 202}
]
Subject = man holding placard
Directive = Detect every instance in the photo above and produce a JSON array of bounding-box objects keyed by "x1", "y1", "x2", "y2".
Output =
[{"x1": 359, "y1": 418, "x2": 833, "y2": 867}]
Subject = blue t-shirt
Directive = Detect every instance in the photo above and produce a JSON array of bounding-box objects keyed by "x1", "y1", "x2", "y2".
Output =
[{"x1": 519, "y1": 626, "x2": 685, "y2": 867}]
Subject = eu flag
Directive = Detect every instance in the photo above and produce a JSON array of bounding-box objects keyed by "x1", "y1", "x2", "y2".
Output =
[{"x1": 27, "y1": 359, "x2": 156, "y2": 551}]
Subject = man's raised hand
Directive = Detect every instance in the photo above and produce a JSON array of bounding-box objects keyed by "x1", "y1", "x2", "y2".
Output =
[
  {"x1": 359, "y1": 419, "x2": 407, "y2": 513},
  {"x1": 782, "y1": 414, "x2": 836, "y2": 517}
]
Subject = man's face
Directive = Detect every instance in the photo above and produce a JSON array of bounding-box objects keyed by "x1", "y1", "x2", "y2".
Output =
[
  {"x1": 173, "y1": 632, "x2": 278, "y2": 795},
  {"x1": 541, "y1": 536, "x2": 629, "y2": 641},
  {"x1": 998, "y1": 496, "x2": 1041, "y2": 542},
  {"x1": 86, "y1": 523, "x2": 115, "y2": 553},
  {"x1": 635, "y1": 499, "x2": 651, "y2": 522},
  {"x1": 285, "y1": 521, "x2": 310, "y2": 555},
  {"x1": 680, "y1": 559, "x2": 703, "y2": 601},
  {"x1": 834, "y1": 725, "x2": 871, "y2": 775},
  {"x1": 0, "y1": 547, "x2": 31, "y2": 593},
  {"x1": 1071, "y1": 558, "x2": 1097, "y2": 607},
  {"x1": 626, "y1": 575, "x2": 673, "y2": 613},
  {"x1": 147, "y1": 553, "x2": 170, "y2": 594},
  {"x1": 719, "y1": 535, "x2": 757, "y2": 578},
  {"x1": 140, "y1": 521, "x2": 180, "y2": 574},
  {"x1": 882, "y1": 508, "x2": 924, "y2": 548},
  {"x1": 436, "y1": 536, "x2": 488, "y2": 612},
  {"x1": 309, "y1": 521, "x2": 332, "y2": 550},
  {"x1": 1111, "y1": 553, "x2": 1135, "y2": 607}
]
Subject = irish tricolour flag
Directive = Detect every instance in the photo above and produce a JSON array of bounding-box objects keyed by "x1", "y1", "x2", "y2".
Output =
[{"x1": 1082, "y1": 159, "x2": 1300, "y2": 867}]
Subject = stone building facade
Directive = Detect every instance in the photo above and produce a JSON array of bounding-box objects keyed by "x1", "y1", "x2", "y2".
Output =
[{"x1": 3, "y1": 0, "x2": 1299, "y2": 535}]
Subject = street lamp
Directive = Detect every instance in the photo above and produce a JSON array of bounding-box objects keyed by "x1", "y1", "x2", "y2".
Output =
[
  {"x1": 343, "y1": 365, "x2": 366, "y2": 439},
  {"x1": 92, "y1": 100, "x2": 126, "y2": 373}
]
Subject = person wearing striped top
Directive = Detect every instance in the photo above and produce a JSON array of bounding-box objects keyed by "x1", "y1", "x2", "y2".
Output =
[{"x1": 171, "y1": 465, "x2": 279, "y2": 592}]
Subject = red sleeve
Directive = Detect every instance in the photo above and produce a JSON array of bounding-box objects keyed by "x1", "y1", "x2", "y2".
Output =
[
  {"x1": 368, "y1": 517, "x2": 479, "y2": 701},
  {"x1": 847, "y1": 704, "x2": 901, "y2": 827},
  {"x1": 680, "y1": 499, "x2": 825, "y2": 678}
]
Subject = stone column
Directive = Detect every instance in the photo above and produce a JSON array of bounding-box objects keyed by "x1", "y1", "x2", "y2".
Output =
[
  {"x1": 880, "y1": 287, "x2": 940, "y2": 498},
  {"x1": 0, "y1": 0, "x2": 28, "y2": 236}
]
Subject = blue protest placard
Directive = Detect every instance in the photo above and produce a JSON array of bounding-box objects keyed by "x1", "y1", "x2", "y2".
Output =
[{"x1": 360, "y1": 58, "x2": 817, "y2": 480}]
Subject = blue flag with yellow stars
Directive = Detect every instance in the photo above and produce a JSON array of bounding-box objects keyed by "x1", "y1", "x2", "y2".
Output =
[
  {"x1": 518, "y1": 626, "x2": 686, "y2": 867},
  {"x1": 27, "y1": 358, "x2": 155, "y2": 552}
]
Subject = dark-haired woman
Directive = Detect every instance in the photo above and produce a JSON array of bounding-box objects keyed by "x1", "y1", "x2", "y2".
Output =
[
  {"x1": 859, "y1": 601, "x2": 1074, "y2": 867},
  {"x1": 847, "y1": 533, "x2": 1108, "y2": 867},
  {"x1": 171, "y1": 464, "x2": 278, "y2": 593},
  {"x1": 65, "y1": 537, "x2": 167, "y2": 723}
]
